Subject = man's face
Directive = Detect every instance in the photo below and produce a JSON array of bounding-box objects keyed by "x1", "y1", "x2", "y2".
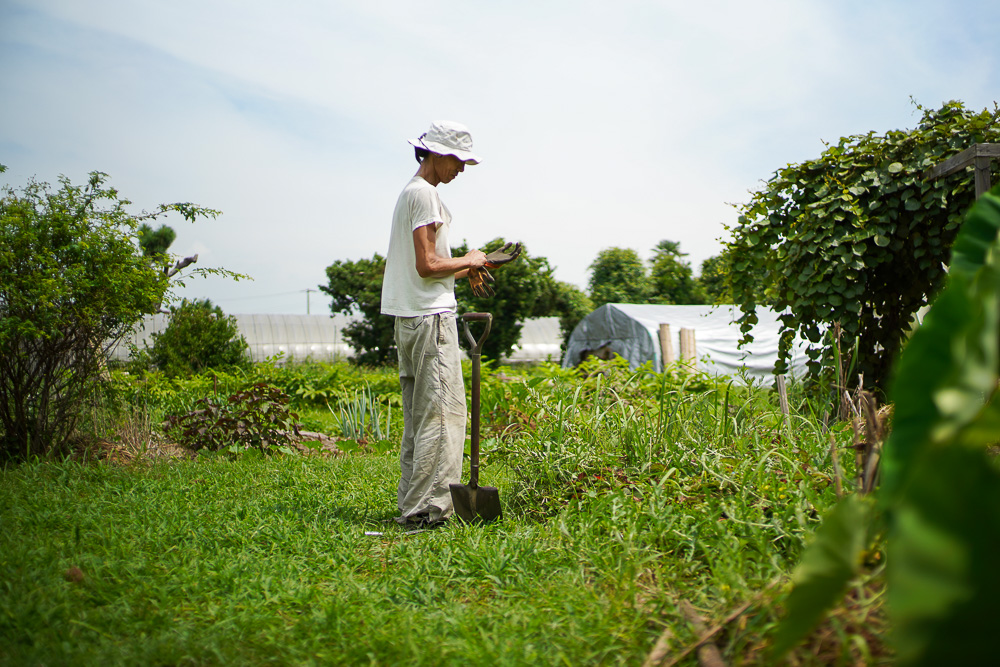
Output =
[{"x1": 434, "y1": 154, "x2": 467, "y2": 184}]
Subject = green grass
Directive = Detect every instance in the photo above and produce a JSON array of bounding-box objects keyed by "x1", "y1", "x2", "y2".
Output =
[{"x1": 0, "y1": 361, "x2": 887, "y2": 665}]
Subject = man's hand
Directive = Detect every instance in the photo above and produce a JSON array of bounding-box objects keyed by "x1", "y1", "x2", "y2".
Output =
[
  {"x1": 468, "y1": 266, "x2": 495, "y2": 297},
  {"x1": 484, "y1": 242, "x2": 522, "y2": 268}
]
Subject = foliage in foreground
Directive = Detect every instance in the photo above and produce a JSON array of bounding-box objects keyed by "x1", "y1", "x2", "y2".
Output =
[
  {"x1": 730, "y1": 99, "x2": 1000, "y2": 390},
  {"x1": 772, "y1": 186, "x2": 1000, "y2": 665},
  {"x1": 0, "y1": 170, "x2": 221, "y2": 461}
]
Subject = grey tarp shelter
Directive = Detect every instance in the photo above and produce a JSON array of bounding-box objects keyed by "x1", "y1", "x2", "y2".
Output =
[{"x1": 561, "y1": 303, "x2": 811, "y2": 380}]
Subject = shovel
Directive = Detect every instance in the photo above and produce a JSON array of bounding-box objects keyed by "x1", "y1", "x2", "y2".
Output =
[{"x1": 450, "y1": 312, "x2": 503, "y2": 523}]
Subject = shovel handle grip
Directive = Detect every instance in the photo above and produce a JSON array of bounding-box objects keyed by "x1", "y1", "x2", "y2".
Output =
[{"x1": 461, "y1": 312, "x2": 492, "y2": 354}]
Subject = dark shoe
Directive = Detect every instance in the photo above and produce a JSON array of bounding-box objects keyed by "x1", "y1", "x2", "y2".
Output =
[{"x1": 394, "y1": 512, "x2": 429, "y2": 526}]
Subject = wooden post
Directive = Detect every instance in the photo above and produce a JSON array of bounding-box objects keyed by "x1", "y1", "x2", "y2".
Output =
[
  {"x1": 975, "y1": 155, "x2": 993, "y2": 199},
  {"x1": 679, "y1": 328, "x2": 696, "y2": 371},
  {"x1": 659, "y1": 323, "x2": 674, "y2": 369},
  {"x1": 776, "y1": 374, "x2": 789, "y2": 417}
]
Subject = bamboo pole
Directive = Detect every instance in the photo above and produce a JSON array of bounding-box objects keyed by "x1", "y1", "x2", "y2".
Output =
[
  {"x1": 659, "y1": 323, "x2": 674, "y2": 369},
  {"x1": 679, "y1": 328, "x2": 696, "y2": 372}
]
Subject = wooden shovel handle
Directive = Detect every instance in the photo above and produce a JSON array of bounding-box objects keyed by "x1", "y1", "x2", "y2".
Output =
[{"x1": 461, "y1": 313, "x2": 491, "y2": 488}]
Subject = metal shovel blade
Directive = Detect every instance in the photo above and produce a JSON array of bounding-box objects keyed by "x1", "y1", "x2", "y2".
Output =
[{"x1": 450, "y1": 482, "x2": 503, "y2": 523}]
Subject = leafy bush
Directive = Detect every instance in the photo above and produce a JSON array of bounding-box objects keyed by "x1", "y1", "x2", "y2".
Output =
[
  {"x1": 0, "y1": 170, "x2": 217, "y2": 460},
  {"x1": 148, "y1": 298, "x2": 249, "y2": 377},
  {"x1": 730, "y1": 100, "x2": 1000, "y2": 391},
  {"x1": 163, "y1": 381, "x2": 300, "y2": 455}
]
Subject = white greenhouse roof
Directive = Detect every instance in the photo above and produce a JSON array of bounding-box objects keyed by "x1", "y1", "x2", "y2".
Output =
[
  {"x1": 562, "y1": 303, "x2": 812, "y2": 380},
  {"x1": 112, "y1": 314, "x2": 564, "y2": 364}
]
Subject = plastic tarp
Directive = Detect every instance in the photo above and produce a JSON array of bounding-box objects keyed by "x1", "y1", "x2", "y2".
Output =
[
  {"x1": 561, "y1": 303, "x2": 811, "y2": 380},
  {"x1": 506, "y1": 316, "x2": 562, "y2": 363},
  {"x1": 112, "y1": 314, "x2": 565, "y2": 365},
  {"x1": 111, "y1": 313, "x2": 356, "y2": 363}
]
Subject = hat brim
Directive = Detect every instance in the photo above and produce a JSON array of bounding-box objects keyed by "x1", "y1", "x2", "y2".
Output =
[{"x1": 408, "y1": 138, "x2": 481, "y2": 165}]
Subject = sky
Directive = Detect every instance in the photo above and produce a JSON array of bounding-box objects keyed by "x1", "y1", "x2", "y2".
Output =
[{"x1": 1, "y1": 0, "x2": 998, "y2": 315}]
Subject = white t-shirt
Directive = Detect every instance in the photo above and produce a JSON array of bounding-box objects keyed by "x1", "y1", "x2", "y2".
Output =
[{"x1": 381, "y1": 176, "x2": 457, "y2": 317}]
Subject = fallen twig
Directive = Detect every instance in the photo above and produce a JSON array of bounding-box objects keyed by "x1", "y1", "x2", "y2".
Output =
[
  {"x1": 650, "y1": 579, "x2": 782, "y2": 667},
  {"x1": 679, "y1": 600, "x2": 727, "y2": 667},
  {"x1": 641, "y1": 626, "x2": 675, "y2": 667}
]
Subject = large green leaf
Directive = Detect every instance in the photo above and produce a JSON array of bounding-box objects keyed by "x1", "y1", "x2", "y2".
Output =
[
  {"x1": 881, "y1": 188, "x2": 1000, "y2": 499},
  {"x1": 769, "y1": 495, "x2": 869, "y2": 660},
  {"x1": 880, "y1": 186, "x2": 1000, "y2": 664},
  {"x1": 948, "y1": 187, "x2": 1000, "y2": 279},
  {"x1": 890, "y1": 444, "x2": 1000, "y2": 666}
]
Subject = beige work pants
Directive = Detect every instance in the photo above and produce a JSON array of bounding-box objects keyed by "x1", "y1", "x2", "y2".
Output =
[{"x1": 394, "y1": 312, "x2": 466, "y2": 522}]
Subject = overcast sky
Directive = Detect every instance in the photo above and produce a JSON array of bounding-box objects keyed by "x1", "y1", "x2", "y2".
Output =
[{"x1": 2, "y1": 1, "x2": 997, "y2": 315}]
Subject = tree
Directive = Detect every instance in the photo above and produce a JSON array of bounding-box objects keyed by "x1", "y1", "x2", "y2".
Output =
[
  {"x1": 454, "y1": 238, "x2": 563, "y2": 361},
  {"x1": 588, "y1": 247, "x2": 651, "y2": 308},
  {"x1": 550, "y1": 280, "x2": 593, "y2": 352},
  {"x1": 137, "y1": 223, "x2": 176, "y2": 259},
  {"x1": 0, "y1": 170, "x2": 221, "y2": 460},
  {"x1": 729, "y1": 100, "x2": 1000, "y2": 391},
  {"x1": 148, "y1": 299, "x2": 249, "y2": 377},
  {"x1": 320, "y1": 253, "x2": 394, "y2": 366},
  {"x1": 698, "y1": 253, "x2": 732, "y2": 304},
  {"x1": 648, "y1": 240, "x2": 706, "y2": 304}
]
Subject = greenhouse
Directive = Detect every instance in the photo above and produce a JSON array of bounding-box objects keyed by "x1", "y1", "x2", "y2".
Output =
[
  {"x1": 113, "y1": 314, "x2": 564, "y2": 364},
  {"x1": 562, "y1": 303, "x2": 811, "y2": 380}
]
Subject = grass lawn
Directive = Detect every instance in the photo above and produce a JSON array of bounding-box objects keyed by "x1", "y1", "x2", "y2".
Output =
[
  {"x1": 3, "y1": 453, "x2": 673, "y2": 665},
  {"x1": 1, "y1": 363, "x2": 888, "y2": 665}
]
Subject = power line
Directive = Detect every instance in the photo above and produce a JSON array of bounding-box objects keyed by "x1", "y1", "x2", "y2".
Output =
[{"x1": 216, "y1": 289, "x2": 322, "y2": 302}]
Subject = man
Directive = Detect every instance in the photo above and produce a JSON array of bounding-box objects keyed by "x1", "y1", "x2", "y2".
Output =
[{"x1": 381, "y1": 120, "x2": 518, "y2": 527}]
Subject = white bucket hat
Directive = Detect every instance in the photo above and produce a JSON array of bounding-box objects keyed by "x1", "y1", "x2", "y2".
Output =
[{"x1": 408, "y1": 120, "x2": 482, "y2": 165}]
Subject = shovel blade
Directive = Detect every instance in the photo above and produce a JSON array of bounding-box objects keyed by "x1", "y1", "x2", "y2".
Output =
[{"x1": 450, "y1": 483, "x2": 503, "y2": 523}]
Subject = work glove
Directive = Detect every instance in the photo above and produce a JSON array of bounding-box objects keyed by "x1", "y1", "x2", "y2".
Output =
[
  {"x1": 484, "y1": 242, "x2": 522, "y2": 268},
  {"x1": 468, "y1": 266, "x2": 495, "y2": 297}
]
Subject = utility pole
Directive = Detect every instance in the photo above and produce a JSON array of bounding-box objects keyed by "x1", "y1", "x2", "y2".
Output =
[{"x1": 304, "y1": 288, "x2": 317, "y2": 315}]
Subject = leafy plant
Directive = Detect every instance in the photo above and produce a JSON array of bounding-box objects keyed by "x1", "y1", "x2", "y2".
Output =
[
  {"x1": 147, "y1": 298, "x2": 250, "y2": 377},
  {"x1": 648, "y1": 239, "x2": 707, "y2": 305},
  {"x1": 332, "y1": 384, "x2": 391, "y2": 442},
  {"x1": 0, "y1": 171, "x2": 219, "y2": 460},
  {"x1": 729, "y1": 100, "x2": 1000, "y2": 390},
  {"x1": 163, "y1": 382, "x2": 300, "y2": 455}
]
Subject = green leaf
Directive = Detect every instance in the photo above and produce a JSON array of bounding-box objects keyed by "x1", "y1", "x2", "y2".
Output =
[
  {"x1": 888, "y1": 162, "x2": 904, "y2": 174},
  {"x1": 949, "y1": 188, "x2": 1000, "y2": 279},
  {"x1": 770, "y1": 495, "x2": 869, "y2": 660},
  {"x1": 874, "y1": 235, "x2": 890, "y2": 247},
  {"x1": 883, "y1": 191, "x2": 1000, "y2": 498},
  {"x1": 891, "y1": 445, "x2": 1000, "y2": 666}
]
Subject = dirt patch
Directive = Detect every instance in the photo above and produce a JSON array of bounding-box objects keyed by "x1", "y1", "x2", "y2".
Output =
[{"x1": 65, "y1": 429, "x2": 344, "y2": 465}]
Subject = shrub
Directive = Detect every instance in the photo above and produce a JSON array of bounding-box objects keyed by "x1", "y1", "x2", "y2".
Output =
[
  {"x1": 148, "y1": 299, "x2": 249, "y2": 377},
  {"x1": 0, "y1": 170, "x2": 218, "y2": 460},
  {"x1": 163, "y1": 381, "x2": 300, "y2": 455}
]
